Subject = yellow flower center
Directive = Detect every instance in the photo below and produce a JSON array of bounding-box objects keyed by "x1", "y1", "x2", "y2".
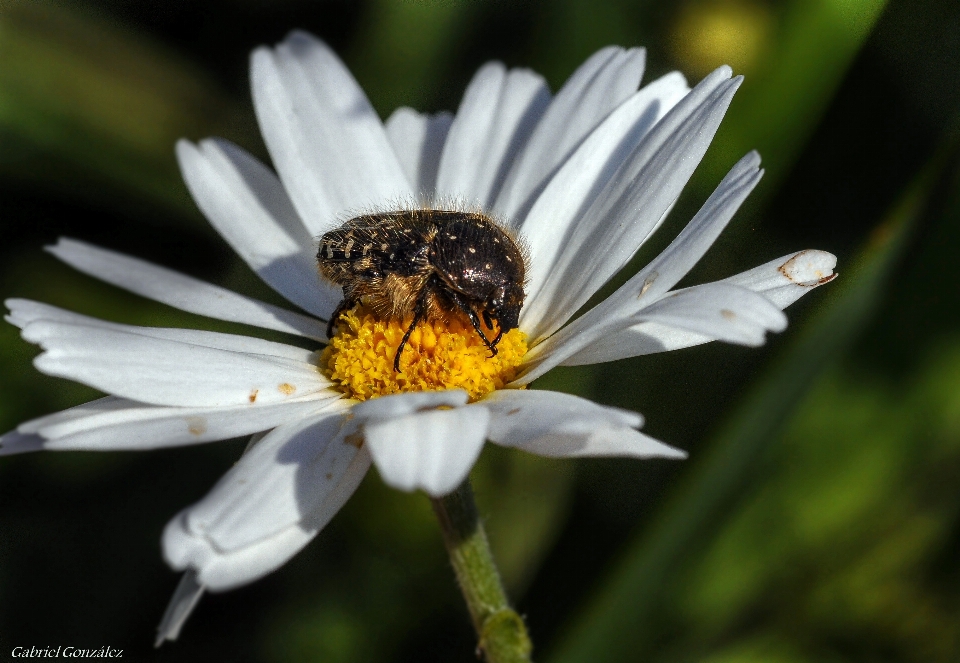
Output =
[{"x1": 321, "y1": 305, "x2": 527, "y2": 402}]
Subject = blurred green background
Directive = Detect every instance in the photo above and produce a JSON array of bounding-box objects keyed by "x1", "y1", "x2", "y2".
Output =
[{"x1": 1, "y1": 0, "x2": 959, "y2": 661}]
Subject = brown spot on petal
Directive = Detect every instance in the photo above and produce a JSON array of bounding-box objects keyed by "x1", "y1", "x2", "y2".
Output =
[
  {"x1": 507, "y1": 408, "x2": 522, "y2": 416},
  {"x1": 278, "y1": 383, "x2": 297, "y2": 395},
  {"x1": 416, "y1": 403, "x2": 457, "y2": 413},
  {"x1": 186, "y1": 416, "x2": 207, "y2": 436},
  {"x1": 249, "y1": 389, "x2": 259, "y2": 403},
  {"x1": 344, "y1": 431, "x2": 364, "y2": 449},
  {"x1": 326, "y1": 473, "x2": 333, "y2": 480},
  {"x1": 721, "y1": 309, "x2": 736, "y2": 320}
]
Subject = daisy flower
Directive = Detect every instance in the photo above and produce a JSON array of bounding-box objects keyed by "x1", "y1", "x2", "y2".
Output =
[{"x1": 1, "y1": 31, "x2": 835, "y2": 644}]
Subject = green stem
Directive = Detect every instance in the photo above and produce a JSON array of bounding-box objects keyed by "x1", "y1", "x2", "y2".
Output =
[{"x1": 431, "y1": 479, "x2": 533, "y2": 663}]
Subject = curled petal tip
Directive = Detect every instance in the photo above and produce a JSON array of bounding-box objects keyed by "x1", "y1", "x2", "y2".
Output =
[{"x1": 778, "y1": 250, "x2": 838, "y2": 287}]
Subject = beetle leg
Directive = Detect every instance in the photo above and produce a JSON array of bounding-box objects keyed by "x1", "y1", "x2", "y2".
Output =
[
  {"x1": 445, "y1": 290, "x2": 498, "y2": 358},
  {"x1": 395, "y1": 288, "x2": 430, "y2": 373},
  {"x1": 481, "y1": 310, "x2": 506, "y2": 349},
  {"x1": 326, "y1": 296, "x2": 357, "y2": 339}
]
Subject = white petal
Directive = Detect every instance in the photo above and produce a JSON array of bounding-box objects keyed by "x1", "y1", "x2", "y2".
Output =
[
  {"x1": 517, "y1": 282, "x2": 785, "y2": 386},
  {"x1": 435, "y1": 63, "x2": 550, "y2": 209},
  {"x1": 485, "y1": 388, "x2": 641, "y2": 438},
  {"x1": 15, "y1": 397, "x2": 340, "y2": 451},
  {"x1": 164, "y1": 408, "x2": 371, "y2": 591},
  {"x1": 620, "y1": 151, "x2": 764, "y2": 305},
  {"x1": 17, "y1": 397, "x2": 126, "y2": 434},
  {"x1": 0, "y1": 431, "x2": 45, "y2": 456},
  {"x1": 21, "y1": 318, "x2": 332, "y2": 408},
  {"x1": 365, "y1": 403, "x2": 489, "y2": 497},
  {"x1": 548, "y1": 282, "x2": 786, "y2": 374},
  {"x1": 518, "y1": 72, "x2": 691, "y2": 330},
  {"x1": 8, "y1": 300, "x2": 317, "y2": 362},
  {"x1": 523, "y1": 68, "x2": 741, "y2": 341},
  {"x1": 47, "y1": 238, "x2": 326, "y2": 340},
  {"x1": 484, "y1": 389, "x2": 685, "y2": 459},
  {"x1": 165, "y1": 516, "x2": 317, "y2": 592},
  {"x1": 251, "y1": 31, "x2": 412, "y2": 234},
  {"x1": 176, "y1": 138, "x2": 338, "y2": 319},
  {"x1": 517, "y1": 150, "x2": 764, "y2": 378},
  {"x1": 637, "y1": 282, "x2": 787, "y2": 346},
  {"x1": 385, "y1": 107, "x2": 453, "y2": 198},
  {"x1": 350, "y1": 388, "x2": 468, "y2": 420},
  {"x1": 562, "y1": 250, "x2": 837, "y2": 365},
  {"x1": 183, "y1": 406, "x2": 352, "y2": 551},
  {"x1": 155, "y1": 570, "x2": 204, "y2": 647},
  {"x1": 724, "y1": 249, "x2": 838, "y2": 308},
  {"x1": 494, "y1": 46, "x2": 649, "y2": 222},
  {"x1": 559, "y1": 321, "x2": 712, "y2": 366}
]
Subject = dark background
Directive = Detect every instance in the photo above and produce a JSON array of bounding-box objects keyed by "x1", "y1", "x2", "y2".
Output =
[{"x1": 1, "y1": 0, "x2": 959, "y2": 661}]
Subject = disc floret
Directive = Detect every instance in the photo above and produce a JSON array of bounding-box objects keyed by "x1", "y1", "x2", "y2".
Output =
[{"x1": 321, "y1": 306, "x2": 527, "y2": 402}]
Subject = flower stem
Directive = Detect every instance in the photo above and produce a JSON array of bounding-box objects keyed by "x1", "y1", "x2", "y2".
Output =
[{"x1": 431, "y1": 479, "x2": 533, "y2": 663}]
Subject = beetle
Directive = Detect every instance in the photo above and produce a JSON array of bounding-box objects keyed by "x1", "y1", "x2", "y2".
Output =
[{"x1": 317, "y1": 209, "x2": 527, "y2": 372}]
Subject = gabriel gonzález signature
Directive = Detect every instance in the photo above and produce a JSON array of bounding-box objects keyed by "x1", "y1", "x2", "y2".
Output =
[{"x1": 11, "y1": 645, "x2": 123, "y2": 658}]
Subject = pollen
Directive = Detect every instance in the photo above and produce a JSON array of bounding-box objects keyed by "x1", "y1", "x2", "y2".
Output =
[{"x1": 321, "y1": 306, "x2": 527, "y2": 402}]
